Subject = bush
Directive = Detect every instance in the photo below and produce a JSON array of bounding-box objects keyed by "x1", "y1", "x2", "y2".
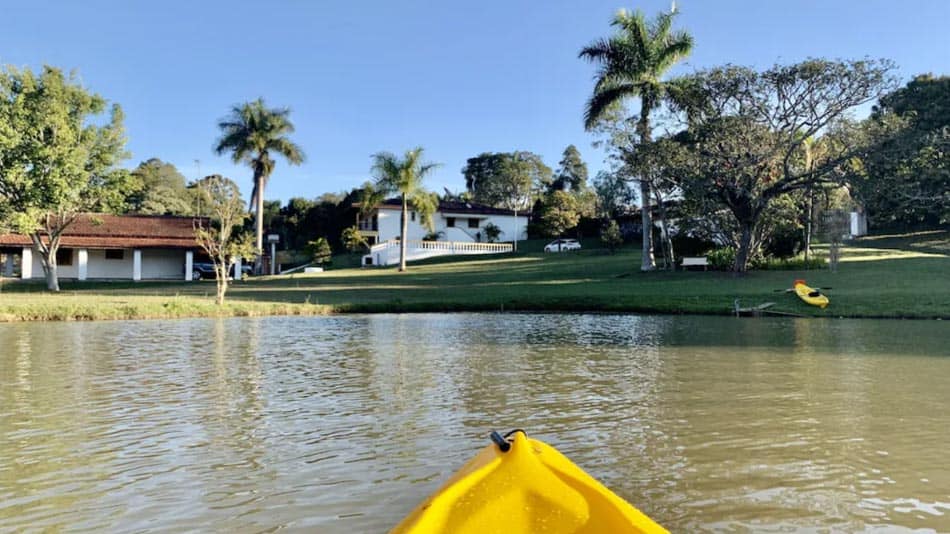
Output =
[
  {"x1": 754, "y1": 256, "x2": 827, "y2": 270},
  {"x1": 340, "y1": 226, "x2": 368, "y2": 253},
  {"x1": 707, "y1": 247, "x2": 736, "y2": 270},
  {"x1": 305, "y1": 237, "x2": 332, "y2": 265},
  {"x1": 763, "y1": 226, "x2": 803, "y2": 259},
  {"x1": 600, "y1": 221, "x2": 624, "y2": 253},
  {"x1": 483, "y1": 223, "x2": 501, "y2": 243}
]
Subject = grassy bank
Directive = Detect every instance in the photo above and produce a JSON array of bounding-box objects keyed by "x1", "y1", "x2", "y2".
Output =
[{"x1": 1, "y1": 232, "x2": 948, "y2": 321}]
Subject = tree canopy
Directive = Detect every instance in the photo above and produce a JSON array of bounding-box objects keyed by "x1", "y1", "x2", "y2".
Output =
[
  {"x1": 125, "y1": 158, "x2": 195, "y2": 215},
  {"x1": 0, "y1": 65, "x2": 130, "y2": 290},
  {"x1": 661, "y1": 59, "x2": 897, "y2": 271},
  {"x1": 462, "y1": 151, "x2": 551, "y2": 210}
]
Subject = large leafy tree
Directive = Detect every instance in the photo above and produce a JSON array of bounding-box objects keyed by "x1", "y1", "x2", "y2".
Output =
[
  {"x1": 856, "y1": 75, "x2": 950, "y2": 227},
  {"x1": 125, "y1": 158, "x2": 195, "y2": 215},
  {"x1": 0, "y1": 66, "x2": 131, "y2": 291},
  {"x1": 551, "y1": 145, "x2": 589, "y2": 192},
  {"x1": 663, "y1": 59, "x2": 896, "y2": 271},
  {"x1": 371, "y1": 147, "x2": 439, "y2": 272},
  {"x1": 463, "y1": 151, "x2": 551, "y2": 210},
  {"x1": 580, "y1": 8, "x2": 693, "y2": 271},
  {"x1": 214, "y1": 98, "x2": 304, "y2": 271},
  {"x1": 538, "y1": 191, "x2": 581, "y2": 245}
]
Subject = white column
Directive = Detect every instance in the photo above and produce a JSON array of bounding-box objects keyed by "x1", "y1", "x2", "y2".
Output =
[
  {"x1": 184, "y1": 250, "x2": 193, "y2": 281},
  {"x1": 21, "y1": 247, "x2": 32, "y2": 279},
  {"x1": 233, "y1": 256, "x2": 242, "y2": 280},
  {"x1": 77, "y1": 249, "x2": 88, "y2": 281},
  {"x1": 132, "y1": 249, "x2": 142, "y2": 281}
]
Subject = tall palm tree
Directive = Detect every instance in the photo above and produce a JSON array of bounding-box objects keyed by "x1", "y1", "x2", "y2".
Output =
[
  {"x1": 371, "y1": 147, "x2": 440, "y2": 272},
  {"x1": 215, "y1": 98, "x2": 304, "y2": 271},
  {"x1": 580, "y1": 9, "x2": 693, "y2": 271}
]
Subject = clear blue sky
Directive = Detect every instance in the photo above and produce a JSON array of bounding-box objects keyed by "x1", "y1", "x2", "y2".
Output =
[{"x1": 2, "y1": 0, "x2": 948, "y2": 203}]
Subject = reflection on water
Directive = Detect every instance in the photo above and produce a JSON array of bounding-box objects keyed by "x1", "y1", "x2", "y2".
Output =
[{"x1": 0, "y1": 314, "x2": 948, "y2": 532}]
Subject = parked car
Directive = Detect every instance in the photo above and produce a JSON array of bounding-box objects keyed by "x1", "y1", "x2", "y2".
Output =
[
  {"x1": 543, "y1": 239, "x2": 582, "y2": 252},
  {"x1": 191, "y1": 262, "x2": 252, "y2": 280}
]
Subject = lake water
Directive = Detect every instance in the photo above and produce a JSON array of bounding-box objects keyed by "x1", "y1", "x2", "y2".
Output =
[{"x1": 1, "y1": 314, "x2": 948, "y2": 532}]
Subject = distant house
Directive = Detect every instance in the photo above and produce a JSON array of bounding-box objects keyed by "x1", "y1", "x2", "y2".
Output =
[
  {"x1": 0, "y1": 214, "x2": 204, "y2": 281},
  {"x1": 356, "y1": 199, "x2": 529, "y2": 245}
]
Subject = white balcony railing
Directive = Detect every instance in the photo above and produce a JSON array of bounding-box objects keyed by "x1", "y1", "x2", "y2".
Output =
[{"x1": 364, "y1": 240, "x2": 513, "y2": 266}]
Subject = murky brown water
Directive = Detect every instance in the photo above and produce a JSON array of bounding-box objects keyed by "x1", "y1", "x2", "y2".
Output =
[{"x1": 1, "y1": 314, "x2": 948, "y2": 532}]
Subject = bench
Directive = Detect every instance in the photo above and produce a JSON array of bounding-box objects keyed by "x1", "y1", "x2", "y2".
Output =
[{"x1": 681, "y1": 256, "x2": 708, "y2": 271}]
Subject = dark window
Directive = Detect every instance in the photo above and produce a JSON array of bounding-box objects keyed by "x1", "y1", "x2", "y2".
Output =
[
  {"x1": 105, "y1": 249, "x2": 124, "y2": 260},
  {"x1": 446, "y1": 217, "x2": 456, "y2": 228},
  {"x1": 56, "y1": 248, "x2": 73, "y2": 266},
  {"x1": 411, "y1": 211, "x2": 416, "y2": 222},
  {"x1": 468, "y1": 218, "x2": 479, "y2": 229}
]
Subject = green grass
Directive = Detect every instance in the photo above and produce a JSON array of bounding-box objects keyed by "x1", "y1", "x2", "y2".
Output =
[{"x1": 1, "y1": 231, "x2": 948, "y2": 321}]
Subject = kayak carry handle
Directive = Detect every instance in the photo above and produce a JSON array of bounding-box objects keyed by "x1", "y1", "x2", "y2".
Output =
[{"x1": 490, "y1": 429, "x2": 527, "y2": 453}]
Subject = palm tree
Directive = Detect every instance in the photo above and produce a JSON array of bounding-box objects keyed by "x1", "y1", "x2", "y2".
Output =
[
  {"x1": 580, "y1": 9, "x2": 693, "y2": 271},
  {"x1": 370, "y1": 147, "x2": 440, "y2": 272},
  {"x1": 215, "y1": 98, "x2": 304, "y2": 272}
]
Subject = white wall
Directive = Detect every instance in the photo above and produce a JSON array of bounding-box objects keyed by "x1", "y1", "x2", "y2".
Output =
[
  {"x1": 86, "y1": 249, "x2": 134, "y2": 279},
  {"x1": 25, "y1": 247, "x2": 187, "y2": 280},
  {"x1": 29, "y1": 248, "x2": 78, "y2": 279},
  {"x1": 142, "y1": 249, "x2": 186, "y2": 279},
  {"x1": 376, "y1": 208, "x2": 528, "y2": 243}
]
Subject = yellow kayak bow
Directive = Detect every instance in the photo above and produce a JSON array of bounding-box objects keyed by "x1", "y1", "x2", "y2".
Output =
[{"x1": 391, "y1": 430, "x2": 667, "y2": 534}]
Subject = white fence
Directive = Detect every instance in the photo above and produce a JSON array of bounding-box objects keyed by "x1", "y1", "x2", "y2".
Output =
[{"x1": 363, "y1": 240, "x2": 513, "y2": 267}]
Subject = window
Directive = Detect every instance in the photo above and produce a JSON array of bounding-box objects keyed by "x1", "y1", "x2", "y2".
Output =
[
  {"x1": 56, "y1": 248, "x2": 73, "y2": 266},
  {"x1": 446, "y1": 217, "x2": 456, "y2": 228},
  {"x1": 411, "y1": 211, "x2": 416, "y2": 222},
  {"x1": 105, "y1": 249, "x2": 124, "y2": 260},
  {"x1": 468, "y1": 218, "x2": 479, "y2": 229}
]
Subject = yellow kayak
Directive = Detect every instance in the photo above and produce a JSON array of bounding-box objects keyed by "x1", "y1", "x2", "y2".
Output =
[
  {"x1": 391, "y1": 430, "x2": 667, "y2": 534},
  {"x1": 793, "y1": 279, "x2": 829, "y2": 309}
]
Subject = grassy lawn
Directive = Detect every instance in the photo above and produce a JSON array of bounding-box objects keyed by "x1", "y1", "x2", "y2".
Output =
[{"x1": 1, "y1": 233, "x2": 948, "y2": 321}]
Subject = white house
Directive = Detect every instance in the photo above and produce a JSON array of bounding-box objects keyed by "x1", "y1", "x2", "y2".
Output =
[
  {"x1": 357, "y1": 199, "x2": 529, "y2": 244},
  {"x1": 0, "y1": 214, "x2": 202, "y2": 281},
  {"x1": 356, "y1": 200, "x2": 529, "y2": 266}
]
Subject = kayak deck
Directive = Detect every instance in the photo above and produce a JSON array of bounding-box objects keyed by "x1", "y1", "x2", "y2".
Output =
[{"x1": 391, "y1": 431, "x2": 667, "y2": 534}]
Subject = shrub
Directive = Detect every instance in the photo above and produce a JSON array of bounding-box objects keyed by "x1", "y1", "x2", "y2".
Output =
[
  {"x1": 483, "y1": 223, "x2": 502, "y2": 243},
  {"x1": 763, "y1": 226, "x2": 803, "y2": 259},
  {"x1": 754, "y1": 256, "x2": 827, "y2": 270},
  {"x1": 305, "y1": 237, "x2": 332, "y2": 265},
  {"x1": 707, "y1": 247, "x2": 736, "y2": 270},
  {"x1": 600, "y1": 221, "x2": 624, "y2": 253},
  {"x1": 340, "y1": 226, "x2": 368, "y2": 253},
  {"x1": 423, "y1": 230, "x2": 445, "y2": 241}
]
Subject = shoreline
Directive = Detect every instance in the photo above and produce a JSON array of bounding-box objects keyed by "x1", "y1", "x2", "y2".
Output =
[{"x1": 1, "y1": 299, "x2": 947, "y2": 323}]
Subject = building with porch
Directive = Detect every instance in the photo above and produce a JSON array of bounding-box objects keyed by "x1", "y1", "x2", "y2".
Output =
[
  {"x1": 355, "y1": 200, "x2": 528, "y2": 266},
  {"x1": 0, "y1": 214, "x2": 203, "y2": 281},
  {"x1": 356, "y1": 199, "x2": 529, "y2": 245}
]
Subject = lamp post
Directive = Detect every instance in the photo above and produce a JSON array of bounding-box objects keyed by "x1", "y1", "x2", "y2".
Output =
[{"x1": 267, "y1": 234, "x2": 279, "y2": 275}]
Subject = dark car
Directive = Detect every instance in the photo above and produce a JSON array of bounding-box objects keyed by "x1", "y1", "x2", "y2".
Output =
[{"x1": 191, "y1": 262, "x2": 252, "y2": 280}]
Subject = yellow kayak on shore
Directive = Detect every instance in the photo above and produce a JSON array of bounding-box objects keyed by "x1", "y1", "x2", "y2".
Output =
[
  {"x1": 391, "y1": 430, "x2": 667, "y2": 534},
  {"x1": 793, "y1": 279, "x2": 829, "y2": 309}
]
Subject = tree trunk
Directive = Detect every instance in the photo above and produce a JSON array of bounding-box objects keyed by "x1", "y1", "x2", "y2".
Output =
[
  {"x1": 215, "y1": 259, "x2": 229, "y2": 305},
  {"x1": 734, "y1": 222, "x2": 755, "y2": 273},
  {"x1": 653, "y1": 186, "x2": 674, "y2": 270},
  {"x1": 30, "y1": 235, "x2": 60, "y2": 292},
  {"x1": 637, "y1": 100, "x2": 656, "y2": 272},
  {"x1": 804, "y1": 190, "x2": 814, "y2": 264},
  {"x1": 254, "y1": 172, "x2": 265, "y2": 274},
  {"x1": 640, "y1": 180, "x2": 655, "y2": 271},
  {"x1": 399, "y1": 193, "x2": 408, "y2": 272},
  {"x1": 44, "y1": 257, "x2": 60, "y2": 291}
]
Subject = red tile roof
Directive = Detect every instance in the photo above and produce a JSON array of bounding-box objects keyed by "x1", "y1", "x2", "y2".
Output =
[
  {"x1": 0, "y1": 214, "x2": 205, "y2": 249},
  {"x1": 373, "y1": 199, "x2": 524, "y2": 216}
]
